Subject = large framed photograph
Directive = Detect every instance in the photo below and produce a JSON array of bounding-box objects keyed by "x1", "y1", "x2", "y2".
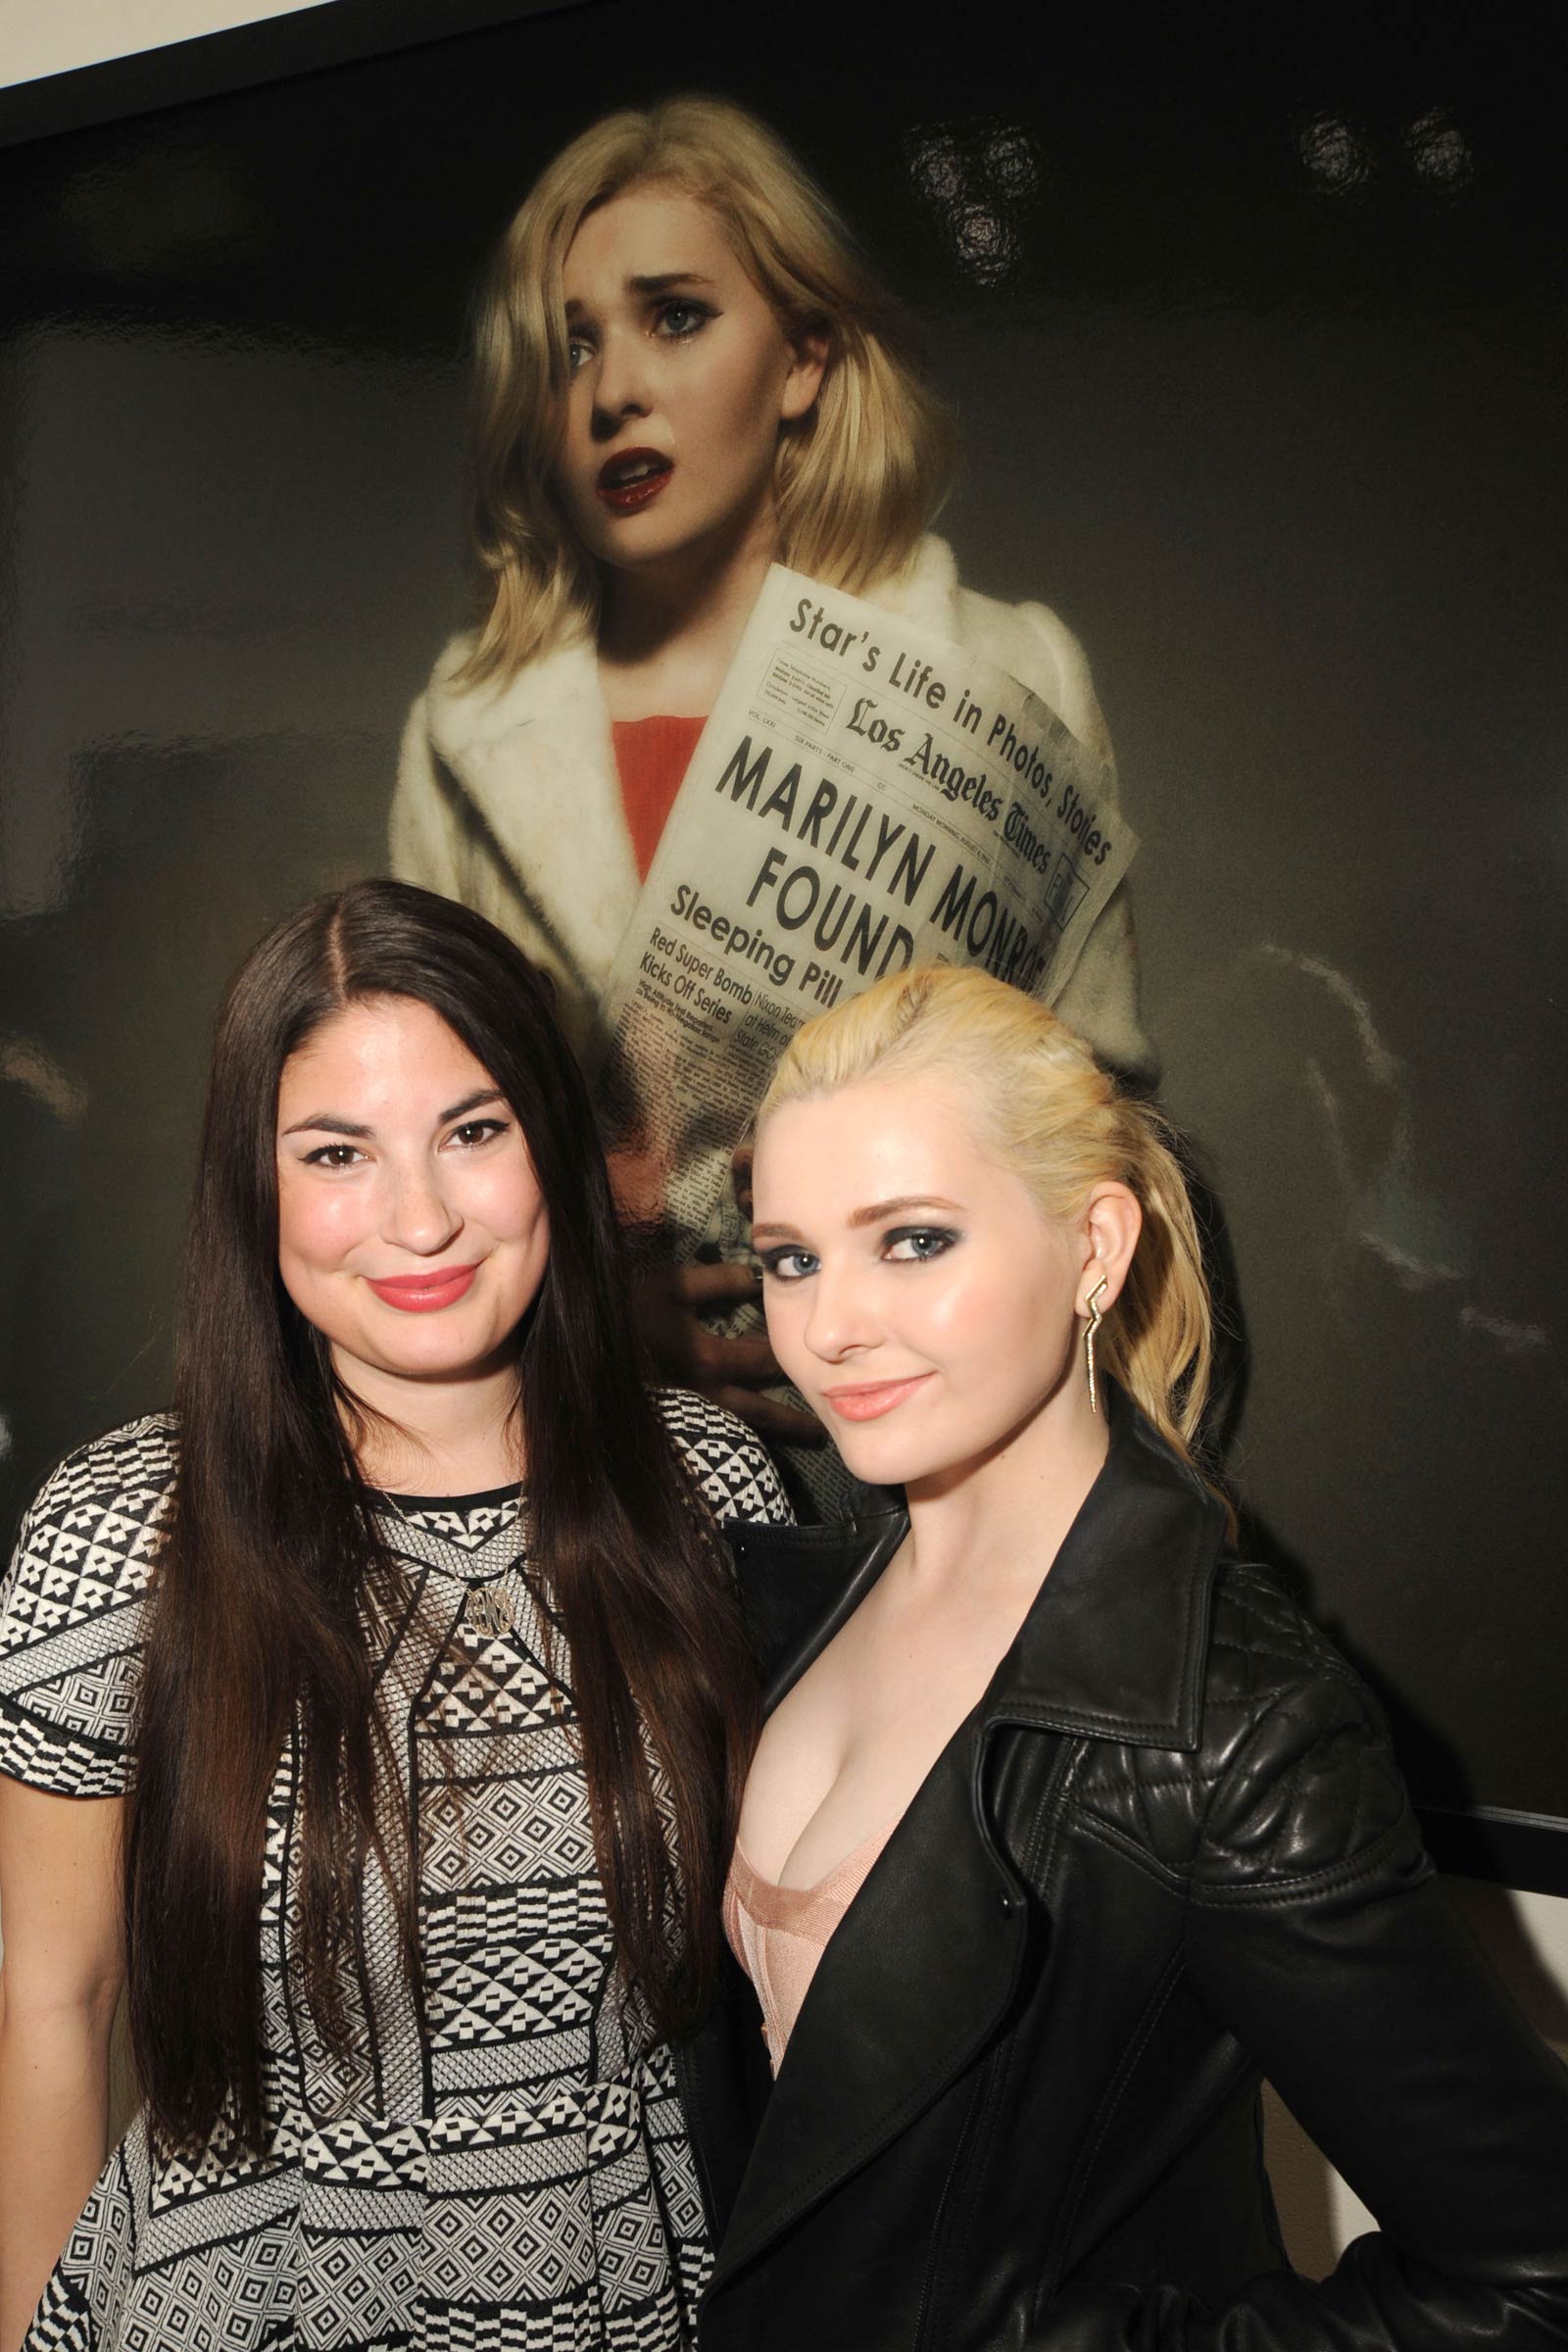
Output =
[{"x1": 2, "y1": 0, "x2": 1564, "y2": 1886}]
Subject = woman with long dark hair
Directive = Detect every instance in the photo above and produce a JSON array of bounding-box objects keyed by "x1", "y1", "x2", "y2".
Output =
[
  {"x1": 687, "y1": 964, "x2": 1568, "y2": 2349},
  {"x1": 0, "y1": 879, "x2": 787, "y2": 2351}
]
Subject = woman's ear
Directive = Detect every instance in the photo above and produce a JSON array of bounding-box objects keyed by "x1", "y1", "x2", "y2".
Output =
[
  {"x1": 780, "y1": 324, "x2": 830, "y2": 423},
  {"x1": 1077, "y1": 1182, "x2": 1142, "y2": 1317}
]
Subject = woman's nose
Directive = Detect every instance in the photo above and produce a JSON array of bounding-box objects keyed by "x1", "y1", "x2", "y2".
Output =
[
  {"x1": 590, "y1": 328, "x2": 653, "y2": 434},
  {"x1": 802, "y1": 1262, "x2": 879, "y2": 1362},
  {"x1": 382, "y1": 1159, "x2": 463, "y2": 1256}
]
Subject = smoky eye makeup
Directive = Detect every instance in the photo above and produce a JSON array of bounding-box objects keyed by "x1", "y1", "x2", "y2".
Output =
[
  {"x1": 756, "y1": 1244, "x2": 820, "y2": 1281},
  {"x1": 653, "y1": 297, "x2": 715, "y2": 337},
  {"x1": 883, "y1": 1225, "x2": 960, "y2": 1262}
]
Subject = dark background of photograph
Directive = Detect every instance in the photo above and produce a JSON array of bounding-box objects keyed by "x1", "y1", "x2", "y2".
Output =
[{"x1": 1, "y1": 0, "x2": 1564, "y2": 1882}]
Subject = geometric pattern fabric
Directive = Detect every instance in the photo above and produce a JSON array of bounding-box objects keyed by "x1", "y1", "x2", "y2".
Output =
[{"x1": 0, "y1": 1392, "x2": 791, "y2": 2349}]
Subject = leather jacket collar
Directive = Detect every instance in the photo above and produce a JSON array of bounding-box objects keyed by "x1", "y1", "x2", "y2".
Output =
[{"x1": 729, "y1": 1383, "x2": 1228, "y2": 1748}]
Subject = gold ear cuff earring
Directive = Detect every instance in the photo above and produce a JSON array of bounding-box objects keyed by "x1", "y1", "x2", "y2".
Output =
[{"x1": 1084, "y1": 1277, "x2": 1108, "y2": 1414}]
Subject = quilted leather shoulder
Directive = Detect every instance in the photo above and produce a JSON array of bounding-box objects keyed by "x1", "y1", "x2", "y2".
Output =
[{"x1": 1074, "y1": 1560, "x2": 1422, "y2": 1898}]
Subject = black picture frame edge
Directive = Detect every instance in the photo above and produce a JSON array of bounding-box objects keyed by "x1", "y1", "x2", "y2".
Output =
[
  {"x1": 1417, "y1": 1806, "x2": 1568, "y2": 1901},
  {"x1": 0, "y1": 0, "x2": 591, "y2": 152}
]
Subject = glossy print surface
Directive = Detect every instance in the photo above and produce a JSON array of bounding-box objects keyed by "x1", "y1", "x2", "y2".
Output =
[
  {"x1": 557, "y1": 188, "x2": 822, "y2": 586},
  {"x1": 1, "y1": 0, "x2": 1564, "y2": 1856}
]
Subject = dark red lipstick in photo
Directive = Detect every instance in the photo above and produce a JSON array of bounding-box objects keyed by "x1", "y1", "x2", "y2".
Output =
[{"x1": 596, "y1": 447, "x2": 673, "y2": 514}]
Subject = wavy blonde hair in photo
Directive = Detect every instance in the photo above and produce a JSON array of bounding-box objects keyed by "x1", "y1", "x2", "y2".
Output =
[
  {"x1": 758, "y1": 966, "x2": 1227, "y2": 1500},
  {"x1": 462, "y1": 95, "x2": 957, "y2": 685}
]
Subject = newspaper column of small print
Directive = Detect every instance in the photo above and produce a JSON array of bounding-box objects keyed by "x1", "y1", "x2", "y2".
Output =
[{"x1": 595, "y1": 564, "x2": 1138, "y2": 1262}]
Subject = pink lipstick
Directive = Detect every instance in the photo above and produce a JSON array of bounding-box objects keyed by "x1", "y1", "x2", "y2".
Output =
[
  {"x1": 596, "y1": 447, "x2": 673, "y2": 515},
  {"x1": 819, "y1": 1373, "x2": 933, "y2": 1423},
  {"x1": 367, "y1": 1264, "x2": 479, "y2": 1313}
]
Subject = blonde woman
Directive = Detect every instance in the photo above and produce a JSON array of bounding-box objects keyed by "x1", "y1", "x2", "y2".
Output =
[
  {"x1": 391, "y1": 98, "x2": 1152, "y2": 1450},
  {"x1": 685, "y1": 965, "x2": 1568, "y2": 2350}
]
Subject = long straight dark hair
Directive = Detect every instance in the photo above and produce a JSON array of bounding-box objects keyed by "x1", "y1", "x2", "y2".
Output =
[{"x1": 127, "y1": 880, "x2": 759, "y2": 2153}]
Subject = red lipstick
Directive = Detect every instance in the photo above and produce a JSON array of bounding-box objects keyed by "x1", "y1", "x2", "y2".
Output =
[
  {"x1": 819, "y1": 1373, "x2": 933, "y2": 1423},
  {"x1": 367, "y1": 1264, "x2": 479, "y2": 1313},
  {"x1": 596, "y1": 447, "x2": 673, "y2": 514}
]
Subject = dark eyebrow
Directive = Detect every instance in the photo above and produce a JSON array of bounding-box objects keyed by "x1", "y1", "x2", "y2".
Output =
[
  {"x1": 627, "y1": 270, "x2": 716, "y2": 293},
  {"x1": 565, "y1": 271, "x2": 716, "y2": 316},
  {"x1": 440, "y1": 1088, "x2": 507, "y2": 1124},
  {"x1": 751, "y1": 1195, "x2": 963, "y2": 1243},
  {"x1": 280, "y1": 1089, "x2": 506, "y2": 1141},
  {"x1": 280, "y1": 1112, "x2": 367, "y2": 1139}
]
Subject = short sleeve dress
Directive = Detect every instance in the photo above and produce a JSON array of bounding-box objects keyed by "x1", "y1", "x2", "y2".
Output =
[{"x1": 0, "y1": 1391, "x2": 791, "y2": 2352}]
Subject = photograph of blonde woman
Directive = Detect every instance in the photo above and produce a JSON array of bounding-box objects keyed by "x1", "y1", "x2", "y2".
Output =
[{"x1": 391, "y1": 97, "x2": 1152, "y2": 1503}]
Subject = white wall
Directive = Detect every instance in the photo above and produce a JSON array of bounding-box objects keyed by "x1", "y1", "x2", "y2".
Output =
[{"x1": 0, "y1": 0, "x2": 330, "y2": 90}]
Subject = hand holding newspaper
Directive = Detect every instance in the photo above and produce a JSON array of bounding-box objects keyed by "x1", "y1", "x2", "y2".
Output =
[{"x1": 595, "y1": 564, "x2": 1138, "y2": 1261}]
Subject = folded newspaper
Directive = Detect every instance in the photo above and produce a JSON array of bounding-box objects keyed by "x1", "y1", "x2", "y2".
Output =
[{"x1": 595, "y1": 563, "x2": 1138, "y2": 1262}]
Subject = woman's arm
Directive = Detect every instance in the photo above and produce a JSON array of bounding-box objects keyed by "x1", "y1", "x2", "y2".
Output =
[
  {"x1": 0, "y1": 1776, "x2": 124, "y2": 2352},
  {"x1": 1036, "y1": 1642, "x2": 1568, "y2": 2348}
]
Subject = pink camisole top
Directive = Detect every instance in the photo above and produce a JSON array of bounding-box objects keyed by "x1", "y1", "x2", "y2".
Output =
[{"x1": 724, "y1": 1820, "x2": 896, "y2": 2075}]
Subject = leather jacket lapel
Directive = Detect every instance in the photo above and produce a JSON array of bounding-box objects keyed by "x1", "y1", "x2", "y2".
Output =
[
  {"x1": 708, "y1": 1707, "x2": 1049, "y2": 2291},
  {"x1": 993, "y1": 1396, "x2": 1225, "y2": 1749},
  {"x1": 727, "y1": 1507, "x2": 906, "y2": 1711}
]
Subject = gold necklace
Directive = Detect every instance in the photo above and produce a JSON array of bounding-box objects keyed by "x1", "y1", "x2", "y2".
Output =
[
  {"x1": 375, "y1": 1482, "x2": 525, "y2": 1641},
  {"x1": 464, "y1": 1580, "x2": 516, "y2": 1639}
]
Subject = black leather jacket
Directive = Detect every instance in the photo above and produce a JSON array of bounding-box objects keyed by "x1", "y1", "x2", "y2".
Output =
[{"x1": 678, "y1": 1392, "x2": 1568, "y2": 2348}]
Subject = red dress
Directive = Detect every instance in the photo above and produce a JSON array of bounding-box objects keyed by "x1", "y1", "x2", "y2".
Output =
[{"x1": 611, "y1": 713, "x2": 707, "y2": 880}]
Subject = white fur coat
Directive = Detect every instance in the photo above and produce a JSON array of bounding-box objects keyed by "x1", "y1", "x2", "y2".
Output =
[{"x1": 390, "y1": 536, "x2": 1152, "y2": 1081}]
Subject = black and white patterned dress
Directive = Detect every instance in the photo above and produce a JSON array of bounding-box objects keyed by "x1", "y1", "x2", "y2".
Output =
[{"x1": 0, "y1": 1392, "x2": 790, "y2": 2352}]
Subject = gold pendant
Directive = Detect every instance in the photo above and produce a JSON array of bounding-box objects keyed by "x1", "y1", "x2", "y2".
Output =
[{"x1": 466, "y1": 1583, "x2": 514, "y2": 1639}]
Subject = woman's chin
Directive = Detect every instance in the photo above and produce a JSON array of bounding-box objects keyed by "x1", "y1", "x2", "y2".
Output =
[{"x1": 828, "y1": 1422, "x2": 958, "y2": 1494}]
